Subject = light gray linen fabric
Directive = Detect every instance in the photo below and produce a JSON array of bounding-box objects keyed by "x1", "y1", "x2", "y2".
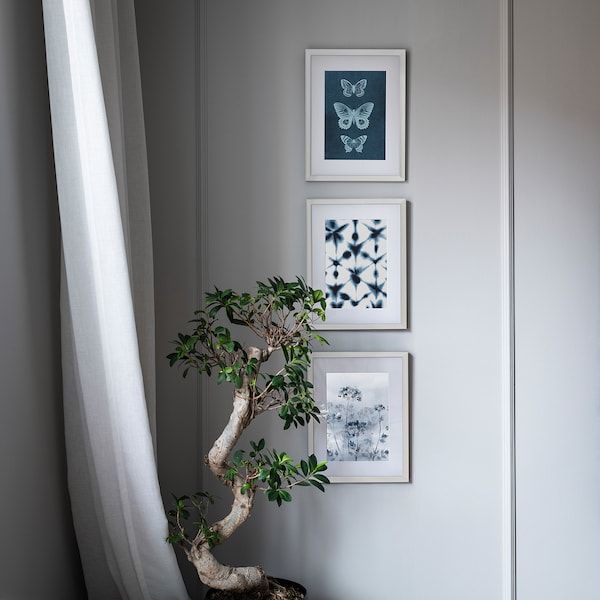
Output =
[{"x1": 42, "y1": 1, "x2": 189, "y2": 597}]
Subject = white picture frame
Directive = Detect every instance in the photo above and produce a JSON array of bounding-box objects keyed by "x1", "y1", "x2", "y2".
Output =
[
  {"x1": 309, "y1": 352, "x2": 410, "y2": 483},
  {"x1": 307, "y1": 198, "x2": 407, "y2": 330},
  {"x1": 306, "y1": 49, "x2": 406, "y2": 182}
]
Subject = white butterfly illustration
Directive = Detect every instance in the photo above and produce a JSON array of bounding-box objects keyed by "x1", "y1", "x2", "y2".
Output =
[
  {"x1": 340, "y1": 78, "x2": 367, "y2": 97},
  {"x1": 333, "y1": 102, "x2": 374, "y2": 130},
  {"x1": 340, "y1": 135, "x2": 367, "y2": 153}
]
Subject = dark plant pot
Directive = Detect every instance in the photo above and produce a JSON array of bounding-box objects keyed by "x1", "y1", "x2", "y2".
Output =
[{"x1": 204, "y1": 578, "x2": 307, "y2": 599}]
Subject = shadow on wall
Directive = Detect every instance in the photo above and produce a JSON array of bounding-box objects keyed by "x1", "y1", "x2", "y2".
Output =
[{"x1": 0, "y1": 1, "x2": 85, "y2": 598}]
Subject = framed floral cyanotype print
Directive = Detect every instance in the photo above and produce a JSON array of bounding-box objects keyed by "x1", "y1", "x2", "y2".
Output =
[
  {"x1": 306, "y1": 49, "x2": 406, "y2": 181},
  {"x1": 307, "y1": 198, "x2": 407, "y2": 330},
  {"x1": 309, "y1": 352, "x2": 409, "y2": 483}
]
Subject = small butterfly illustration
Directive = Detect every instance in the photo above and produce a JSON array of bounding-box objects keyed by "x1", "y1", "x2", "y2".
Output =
[
  {"x1": 340, "y1": 78, "x2": 367, "y2": 97},
  {"x1": 333, "y1": 102, "x2": 374, "y2": 130},
  {"x1": 340, "y1": 135, "x2": 367, "y2": 153}
]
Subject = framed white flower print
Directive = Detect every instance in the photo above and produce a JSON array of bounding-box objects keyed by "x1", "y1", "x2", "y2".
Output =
[
  {"x1": 309, "y1": 352, "x2": 410, "y2": 483},
  {"x1": 307, "y1": 198, "x2": 407, "y2": 330}
]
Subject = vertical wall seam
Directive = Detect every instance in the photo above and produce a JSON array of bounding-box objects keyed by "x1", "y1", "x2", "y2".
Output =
[
  {"x1": 193, "y1": 0, "x2": 200, "y2": 502},
  {"x1": 500, "y1": 0, "x2": 516, "y2": 598},
  {"x1": 194, "y1": 0, "x2": 201, "y2": 481},
  {"x1": 192, "y1": 3, "x2": 208, "y2": 596},
  {"x1": 196, "y1": 0, "x2": 209, "y2": 484}
]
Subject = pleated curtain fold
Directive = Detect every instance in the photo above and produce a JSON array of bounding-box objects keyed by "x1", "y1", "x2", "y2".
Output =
[{"x1": 42, "y1": 0, "x2": 189, "y2": 597}]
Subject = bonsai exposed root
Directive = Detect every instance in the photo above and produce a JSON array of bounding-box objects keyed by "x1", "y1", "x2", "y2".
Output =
[{"x1": 188, "y1": 545, "x2": 268, "y2": 592}]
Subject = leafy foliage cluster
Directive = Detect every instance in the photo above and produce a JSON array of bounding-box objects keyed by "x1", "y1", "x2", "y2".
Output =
[
  {"x1": 231, "y1": 440, "x2": 329, "y2": 505},
  {"x1": 167, "y1": 492, "x2": 221, "y2": 549},
  {"x1": 165, "y1": 278, "x2": 330, "y2": 550},
  {"x1": 167, "y1": 278, "x2": 327, "y2": 428}
]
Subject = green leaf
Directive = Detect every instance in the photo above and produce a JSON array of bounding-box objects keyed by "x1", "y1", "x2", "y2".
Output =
[
  {"x1": 166, "y1": 532, "x2": 184, "y2": 545},
  {"x1": 310, "y1": 479, "x2": 325, "y2": 492},
  {"x1": 313, "y1": 473, "x2": 330, "y2": 484},
  {"x1": 271, "y1": 375, "x2": 285, "y2": 389},
  {"x1": 315, "y1": 461, "x2": 328, "y2": 473},
  {"x1": 233, "y1": 449, "x2": 245, "y2": 466}
]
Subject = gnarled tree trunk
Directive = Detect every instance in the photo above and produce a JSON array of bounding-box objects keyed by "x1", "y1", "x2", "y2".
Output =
[{"x1": 186, "y1": 347, "x2": 269, "y2": 592}]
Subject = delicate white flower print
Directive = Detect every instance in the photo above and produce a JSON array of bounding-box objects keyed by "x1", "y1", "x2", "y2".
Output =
[{"x1": 326, "y1": 373, "x2": 390, "y2": 462}]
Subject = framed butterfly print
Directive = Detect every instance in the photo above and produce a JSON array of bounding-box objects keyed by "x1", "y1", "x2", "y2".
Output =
[
  {"x1": 305, "y1": 49, "x2": 406, "y2": 181},
  {"x1": 307, "y1": 198, "x2": 407, "y2": 330}
]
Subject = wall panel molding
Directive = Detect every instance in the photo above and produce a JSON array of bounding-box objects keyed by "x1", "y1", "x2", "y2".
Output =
[
  {"x1": 500, "y1": 0, "x2": 516, "y2": 598},
  {"x1": 196, "y1": 0, "x2": 209, "y2": 490}
]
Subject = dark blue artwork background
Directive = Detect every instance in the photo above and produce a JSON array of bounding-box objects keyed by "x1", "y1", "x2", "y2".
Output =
[{"x1": 324, "y1": 70, "x2": 386, "y2": 160}]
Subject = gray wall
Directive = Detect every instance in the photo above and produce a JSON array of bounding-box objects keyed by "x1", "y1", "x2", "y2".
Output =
[
  {"x1": 202, "y1": 1, "x2": 503, "y2": 599},
  {"x1": 0, "y1": 1, "x2": 85, "y2": 598},
  {"x1": 136, "y1": 0, "x2": 600, "y2": 599},
  {"x1": 135, "y1": 1, "x2": 202, "y2": 596},
  {"x1": 514, "y1": 0, "x2": 600, "y2": 598}
]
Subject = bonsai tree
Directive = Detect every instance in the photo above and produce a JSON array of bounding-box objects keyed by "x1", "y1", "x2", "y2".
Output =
[{"x1": 166, "y1": 277, "x2": 330, "y2": 594}]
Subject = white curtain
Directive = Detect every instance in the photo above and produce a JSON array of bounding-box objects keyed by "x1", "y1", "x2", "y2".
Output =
[{"x1": 42, "y1": 0, "x2": 189, "y2": 598}]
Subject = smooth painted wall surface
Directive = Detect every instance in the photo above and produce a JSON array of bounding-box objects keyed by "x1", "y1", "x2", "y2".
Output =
[
  {"x1": 514, "y1": 1, "x2": 600, "y2": 598},
  {"x1": 135, "y1": 1, "x2": 201, "y2": 596},
  {"x1": 0, "y1": 2, "x2": 85, "y2": 598},
  {"x1": 201, "y1": 1, "x2": 504, "y2": 599}
]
